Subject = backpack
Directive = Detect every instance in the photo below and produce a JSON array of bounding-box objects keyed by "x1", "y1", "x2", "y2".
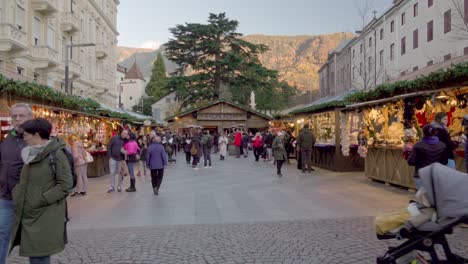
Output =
[
  {"x1": 206, "y1": 136, "x2": 213, "y2": 148},
  {"x1": 49, "y1": 147, "x2": 77, "y2": 188}
]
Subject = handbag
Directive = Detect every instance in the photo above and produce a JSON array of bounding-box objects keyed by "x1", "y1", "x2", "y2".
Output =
[
  {"x1": 85, "y1": 151, "x2": 94, "y2": 163},
  {"x1": 190, "y1": 144, "x2": 197, "y2": 156}
]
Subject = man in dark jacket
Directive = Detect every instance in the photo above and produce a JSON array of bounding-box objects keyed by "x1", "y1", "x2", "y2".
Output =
[
  {"x1": 263, "y1": 131, "x2": 273, "y2": 161},
  {"x1": 107, "y1": 130, "x2": 128, "y2": 193},
  {"x1": 191, "y1": 130, "x2": 203, "y2": 169},
  {"x1": 0, "y1": 103, "x2": 32, "y2": 264},
  {"x1": 297, "y1": 124, "x2": 316, "y2": 173}
]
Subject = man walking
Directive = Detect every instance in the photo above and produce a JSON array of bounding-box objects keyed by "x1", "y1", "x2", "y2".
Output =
[
  {"x1": 202, "y1": 130, "x2": 213, "y2": 168},
  {"x1": 297, "y1": 124, "x2": 316, "y2": 173},
  {"x1": 147, "y1": 136, "x2": 168, "y2": 195},
  {"x1": 191, "y1": 130, "x2": 203, "y2": 169},
  {"x1": 0, "y1": 103, "x2": 32, "y2": 264},
  {"x1": 263, "y1": 130, "x2": 274, "y2": 161},
  {"x1": 107, "y1": 129, "x2": 128, "y2": 193}
]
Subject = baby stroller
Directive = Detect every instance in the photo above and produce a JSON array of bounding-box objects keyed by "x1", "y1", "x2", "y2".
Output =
[{"x1": 376, "y1": 163, "x2": 468, "y2": 264}]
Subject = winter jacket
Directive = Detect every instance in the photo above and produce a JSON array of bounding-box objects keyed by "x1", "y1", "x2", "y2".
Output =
[
  {"x1": 234, "y1": 132, "x2": 243, "y2": 147},
  {"x1": 147, "y1": 142, "x2": 168, "y2": 170},
  {"x1": 263, "y1": 133, "x2": 273, "y2": 148},
  {"x1": 0, "y1": 130, "x2": 27, "y2": 200},
  {"x1": 272, "y1": 137, "x2": 287, "y2": 161},
  {"x1": 408, "y1": 137, "x2": 448, "y2": 178},
  {"x1": 201, "y1": 134, "x2": 213, "y2": 149},
  {"x1": 431, "y1": 121, "x2": 456, "y2": 159},
  {"x1": 10, "y1": 138, "x2": 73, "y2": 257},
  {"x1": 107, "y1": 135, "x2": 126, "y2": 161},
  {"x1": 242, "y1": 134, "x2": 250, "y2": 148},
  {"x1": 183, "y1": 139, "x2": 192, "y2": 153},
  {"x1": 124, "y1": 140, "x2": 140, "y2": 155},
  {"x1": 71, "y1": 140, "x2": 87, "y2": 167},
  {"x1": 191, "y1": 134, "x2": 203, "y2": 158},
  {"x1": 297, "y1": 128, "x2": 316, "y2": 150},
  {"x1": 252, "y1": 136, "x2": 264, "y2": 149}
]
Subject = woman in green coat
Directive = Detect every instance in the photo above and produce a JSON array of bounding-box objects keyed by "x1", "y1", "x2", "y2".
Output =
[
  {"x1": 10, "y1": 118, "x2": 73, "y2": 264},
  {"x1": 272, "y1": 132, "x2": 287, "y2": 178}
]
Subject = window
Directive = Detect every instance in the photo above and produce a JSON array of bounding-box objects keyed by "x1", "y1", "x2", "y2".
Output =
[
  {"x1": 380, "y1": 29, "x2": 384, "y2": 40},
  {"x1": 390, "y1": 43, "x2": 395, "y2": 61},
  {"x1": 379, "y1": 50, "x2": 384, "y2": 66},
  {"x1": 359, "y1": 62, "x2": 362, "y2": 76},
  {"x1": 444, "y1": 10, "x2": 451, "y2": 33},
  {"x1": 368, "y1": 56, "x2": 372, "y2": 70},
  {"x1": 465, "y1": 47, "x2": 468, "y2": 56},
  {"x1": 47, "y1": 26, "x2": 55, "y2": 48},
  {"x1": 465, "y1": 0, "x2": 468, "y2": 24},
  {"x1": 369, "y1": 37, "x2": 372, "y2": 47},
  {"x1": 413, "y1": 66, "x2": 419, "y2": 72},
  {"x1": 427, "y1": 20, "x2": 434, "y2": 42},
  {"x1": 413, "y1": 3, "x2": 418, "y2": 17},
  {"x1": 427, "y1": 60, "x2": 433, "y2": 66},
  {"x1": 428, "y1": 0, "x2": 433, "y2": 7},
  {"x1": 16, "y1": 5, "x2": 25, "y2": 30},
  {"x1": 401, "y1": 37, "x2": 406, "y2": 55},
  {"x1": 353, "y1": 49, "x2": 355, "y2": 58},
  {"x1": 17, "y1": 67, "x2": 24, "y2": 75},
  {"x1": 413, "y1": 29, "x2": 419, "y2": 49},
  {"x1": 444, "y1": 54, "x2": 451, "y2": 61},
  {"x1": 71, "y1": 0, "x2": 76, "y2": 13},
  {"x1": 166, "y1": 97, "x2": 171, "y2": 103},
  {"x1": 391, "y1": 20, "x2": 395, "y2": 32},
  {"x1": 360, "y1": 43, "x2": 363, "y2": 53},
  {"x1": 33, "y1": 73, "x2": 39, "y2": 82},
  {"x1": 401, "y1": 13, "x2": 406, "y2": 26},
  {"x1": 33, "y1": 17, "x2": 41, "y2": 46}
]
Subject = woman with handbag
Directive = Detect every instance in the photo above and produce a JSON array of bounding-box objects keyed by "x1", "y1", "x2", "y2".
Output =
[
  {"x1": 70, "y1": 136, "x2": 90, "y2": 196},
  {"x1": 123, "y1": 133, "x2": 140, "y2": 192},
  {"x1": 137, "y1": 135, "x2": 148, "y2": 177}
]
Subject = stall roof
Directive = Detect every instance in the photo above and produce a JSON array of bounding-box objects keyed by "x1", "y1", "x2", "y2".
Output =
[
  {"x1": 97, "y1": 102, "x2": 162, "y2": 125},
  {"x1": 291, "y1": 90, "x2": 356, "y2": 115}
]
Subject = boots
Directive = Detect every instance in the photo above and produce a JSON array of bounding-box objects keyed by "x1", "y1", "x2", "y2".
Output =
[{"x1": 126, "y1": 179, "x2": 136, "y2": 192}]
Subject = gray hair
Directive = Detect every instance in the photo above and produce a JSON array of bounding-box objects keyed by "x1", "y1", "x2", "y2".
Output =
[
  {"x1": 154, "y1": 136, "x2": 162, "y2": 143},
  {"x1": 10, "y1": 103, "x2": 33, "y2": 116}
]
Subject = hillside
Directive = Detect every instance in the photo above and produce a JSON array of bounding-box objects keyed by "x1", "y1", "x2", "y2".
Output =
[
  {"x1": 116, "y1": 46, "x2": 156, "y2": 63},
  {"x1": 117, "y1": 32, "x2": 354, "y2": 92}
]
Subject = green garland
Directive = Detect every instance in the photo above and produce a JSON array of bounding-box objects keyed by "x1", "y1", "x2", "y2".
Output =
[
  {"x1": 291, "y1": 101, "x2": 347, "y2": 114},
  {"x1": 0, "y1": 74, "x2": 150, "y2": 123},
  {"x1": 345, "y1": 62, "x2": 468, "y2": 103}
]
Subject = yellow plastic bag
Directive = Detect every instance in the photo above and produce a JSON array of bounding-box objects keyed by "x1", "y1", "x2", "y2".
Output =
[{"x1": 374, "y1": 209, "x2": 411, "y2": 235}]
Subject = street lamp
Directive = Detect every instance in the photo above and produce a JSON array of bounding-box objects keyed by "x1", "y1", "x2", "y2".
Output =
[{"x1": 65, "y1": 43, "x2": 95, "y2": 94}]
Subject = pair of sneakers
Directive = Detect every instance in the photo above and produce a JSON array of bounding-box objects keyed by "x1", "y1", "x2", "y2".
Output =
[
  {"x1": 107, "y1": 186, "x2": 122, "y2": 193},
  {"x1": 204, "y1": 166, "x2": 213, "y2": 169}
]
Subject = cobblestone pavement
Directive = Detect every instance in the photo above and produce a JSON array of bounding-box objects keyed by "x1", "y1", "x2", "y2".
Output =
[
  {"x1": 8, "y1": 218, "x2": 468, "y2": 264},
  {"x1": 6, "y1": 155, "x2": 468, "y2": 263}
]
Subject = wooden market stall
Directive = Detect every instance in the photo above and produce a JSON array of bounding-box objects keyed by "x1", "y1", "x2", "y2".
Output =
[{"x1": 341, "y1": 63, "x2": 468, "y2": 189}]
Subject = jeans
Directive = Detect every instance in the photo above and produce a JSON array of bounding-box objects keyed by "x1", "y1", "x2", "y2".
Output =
[
  {"x1": 301, "y1": 149, "x2": 313, "y2": 171},
  {"x1": 0, "y1": 199, "x2": 14, "y2": 264},
  {"x1": 151, "y1": 169, "x2": 164, "y2": 189},
  {"x1": 75, "y1": 164, "x2": 88, "y2": 193},
  {"x1": 235, "y1": 146, "x2": 241, "y2": 158},
  {"x1": 266, "y1": 148, "x2": 273, "y2": 160},
  {"x1": 203, "y1": 148, "x2": 212, "y2": 167},
  {"x1": 192, "y1": 156, "x2": 200, "y2": 167},
  {"x1": 414, "y1": 177, "x2": 423, "y2": 189},
  {"x1": 185, "y1": 152, "x2": 191, "y2": 164},
  {"x1": 254, "y1": 148, "x2": 262, "y2": 161},
  {"x1": 447, "y1": 159, "x2": 456, "y2": 169},
  {"x1": 276, "y1": 160, "x2": 285, "y2": 174},
  {"x1": 138, "y1": 161, "x2": 147, "y2": 176},
  {"x1": 109, "y1": 158, "x2": 123, "y2": 189},
  {"x1": 126, "y1": 161, "x2": 136, "y2": 180},
  {"x1": 29, "y1": 256, "x2": 50, "y2": 264},
  {"x1": 243, "y1": 146, "x2": 249, "y2": 157}
]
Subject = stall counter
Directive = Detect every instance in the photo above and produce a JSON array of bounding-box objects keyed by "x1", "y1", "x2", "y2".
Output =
[{"x1": 87, "y1": 150, "x2": 109, "y2": 178}]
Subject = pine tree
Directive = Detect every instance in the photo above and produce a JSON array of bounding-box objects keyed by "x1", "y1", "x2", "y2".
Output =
[
  {"x1": 145, "y1": 52, "x2": 168, "y2": 99},
  {"x1": 165, "y1": 13, "x2": 295, "y2": 110}
]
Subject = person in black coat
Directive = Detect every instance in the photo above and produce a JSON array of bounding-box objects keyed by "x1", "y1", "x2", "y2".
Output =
[
  {"x1": 431, "y1": 112, "x2": 457, "y2": 169},
  {"x1": 408, "y1": 124, "x2": 448, "y2": 189}
]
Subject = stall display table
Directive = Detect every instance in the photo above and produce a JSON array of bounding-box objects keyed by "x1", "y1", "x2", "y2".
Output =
[
  {"x1": 312, "y1": 144, "x2": 364, "y2": 172},
  {"x1": 87, "y1": 150, "x2": 109, "y2": 178}
]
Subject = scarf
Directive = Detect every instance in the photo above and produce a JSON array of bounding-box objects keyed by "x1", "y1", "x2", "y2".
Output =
[
  {"x1": 423, "y1": 136, "x2": 439, "y2": 145},
  {"x1": 21, "y1": 140, "x2": 51, "y2": 165}
]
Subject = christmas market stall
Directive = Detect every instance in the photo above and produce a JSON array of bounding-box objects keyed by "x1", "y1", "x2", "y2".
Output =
[
  {"x1": 341, "y1": 62, "x2": 468, "y2": 189},
  {"x1": 290, "y1": 93, "x2": 365, "y2": 172}
]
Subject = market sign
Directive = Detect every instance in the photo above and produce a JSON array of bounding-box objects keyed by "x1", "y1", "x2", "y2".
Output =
[{"x1": 197, "y1": 113, "x2": 247, "y2": 121}]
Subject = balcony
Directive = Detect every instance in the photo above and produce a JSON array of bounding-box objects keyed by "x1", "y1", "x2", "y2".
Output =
[
  {"x1": 0, "y1": 23, "x2": 27, "y2": 55},
  {"x1": 31, "y1": 0, "x2": 58, "y2": 16},
  {"x1": 30, "y1": 46, "x2": 59, "y2": 70},
  {"x1": 95, "y1": 44, "x2": 108, "y2": 59},
  {"x1": 60, "y1": 12, "x2": 80, "y2": 34}
]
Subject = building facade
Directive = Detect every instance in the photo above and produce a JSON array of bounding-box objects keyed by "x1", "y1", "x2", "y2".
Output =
[
  {"x1": 319, "y1": 0, "x2": 468, "y2": 96},
  {"x1": 151, "y1": 91, "x2": 180, "y2": 124},
  {"x1": 0, "y1": 0, "x2": 119, "y2": 106}
]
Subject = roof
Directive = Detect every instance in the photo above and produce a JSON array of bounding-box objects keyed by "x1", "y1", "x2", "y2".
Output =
[
  {"x1": 166, "y1": 100, "x2": 273, "y2": 121},
  {"x1": 290, "y1": 90, "x2": 356, "y2": 115},
  {"x1": 124, "y1": 62, "x2": 145, "y2": 81}
]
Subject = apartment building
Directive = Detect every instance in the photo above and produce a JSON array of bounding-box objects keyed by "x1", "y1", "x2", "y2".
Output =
[
  {"x1": 320, "y1": 0, "x2": 468, "y2": 96},
  {"x1": 0, "y1": 0, "x2": 119, "y2": 106}
]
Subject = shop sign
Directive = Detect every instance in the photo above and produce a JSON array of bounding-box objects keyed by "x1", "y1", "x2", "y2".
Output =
[{"x1": 197, "y1": 113, "x2": 247, "y2": 121}]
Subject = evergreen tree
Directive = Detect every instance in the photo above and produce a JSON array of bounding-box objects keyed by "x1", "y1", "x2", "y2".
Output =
[
  {"x1": 165, "y1": 13, "x2": 295, "y2": 110},
  {"x1": 145, "y1": 52, "x2": 168, "y2": 99},
  {"x1": 132, "y1": 96, "x2": 158, "y2": 116}
]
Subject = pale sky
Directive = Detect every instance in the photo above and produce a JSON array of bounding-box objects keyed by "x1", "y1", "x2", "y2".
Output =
[{"x1": 117, "y1": 0, "x2": 392, "y2": 49}]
